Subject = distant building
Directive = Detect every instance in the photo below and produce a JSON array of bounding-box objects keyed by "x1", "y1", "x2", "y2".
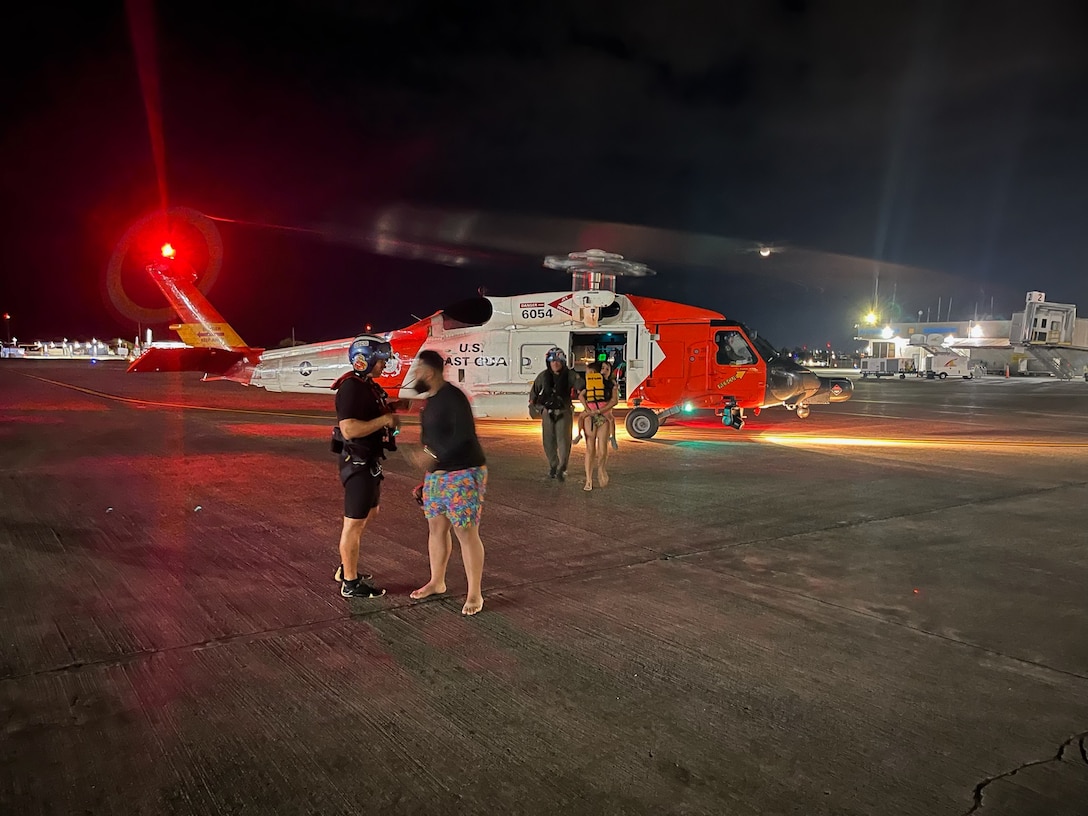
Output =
[
  {"x1": 854, "y1": 292, "x2": 1088, "y2": 379},
  {"x1": 0, "y1": 338, "x2": 133, "y2": 361}
]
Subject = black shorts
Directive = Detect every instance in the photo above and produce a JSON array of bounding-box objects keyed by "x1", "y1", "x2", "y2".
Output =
[{"x1": 343, "y1": 469, "x2": 382, "y2": 519}]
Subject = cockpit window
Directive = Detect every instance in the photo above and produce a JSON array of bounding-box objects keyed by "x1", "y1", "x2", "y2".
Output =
[
  {"x1": 748, "y1": 331, "x2": 779, "y2": 362},
  {"x1": 714, "y1": 330, "x2": 756, "y2": 366}
]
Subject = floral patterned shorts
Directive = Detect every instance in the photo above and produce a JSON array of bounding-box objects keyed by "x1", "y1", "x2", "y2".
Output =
[{"x1": 423, "y1": 466, "x2": 487, "y2": 528}]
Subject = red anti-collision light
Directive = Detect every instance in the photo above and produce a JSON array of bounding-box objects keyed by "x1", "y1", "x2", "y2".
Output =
[{"x1": 161, "y1": 243, "x2": 176, "y2": 259}]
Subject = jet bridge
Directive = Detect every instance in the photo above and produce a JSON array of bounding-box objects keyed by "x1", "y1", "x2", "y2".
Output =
[{"x1": 1008, "y1": 292, "x2": 1088, "y2": 380}]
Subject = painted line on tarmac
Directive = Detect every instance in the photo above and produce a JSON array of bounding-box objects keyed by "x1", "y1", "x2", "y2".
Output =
[
  {"x1": 759, "y1": 433, "x2": 1088, "y2": 449},
  {"x1": 482, "y1": 419, "x2": 1088, "y2": 449},
  {"x1": 18, "y1": 373, "x2": 333, "y2": 421}
]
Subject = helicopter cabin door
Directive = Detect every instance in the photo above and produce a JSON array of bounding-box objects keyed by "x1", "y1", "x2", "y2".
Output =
[
  {"x1": 570, "y1": 331, "x2": 629, "y2": 396},
  {"x1": 636, "y1": 324, "x2": 712, "y2": 408}
]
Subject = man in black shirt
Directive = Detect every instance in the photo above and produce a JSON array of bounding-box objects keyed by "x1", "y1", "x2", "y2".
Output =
[
  {"x1": 408, "y1": 350, "x2": 487, "y2": 615},
  {"x1": 529, "y1": 347, "x2": 579, "y2": 481},
  {"x1": 332, "y1": 335, "x2": 398, "y2": 598}
]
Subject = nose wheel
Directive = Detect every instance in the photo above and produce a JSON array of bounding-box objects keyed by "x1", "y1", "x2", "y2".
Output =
[{"x1": 785, "y1": 403, "x2": 811, "y2": 420}]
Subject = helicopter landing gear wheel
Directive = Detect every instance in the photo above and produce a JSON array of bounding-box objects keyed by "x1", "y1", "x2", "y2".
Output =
[
  {"x1": 625, "y1": 407, "x2": 660, "y2": 439},
  {"x1": 795, "y1": 405, "x2": 811, "y2": 420}
]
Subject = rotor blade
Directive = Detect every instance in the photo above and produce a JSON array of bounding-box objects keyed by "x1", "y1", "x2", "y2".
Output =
[
  {"x1": 207, "y1": 202, "x2": 1002, "y2": 312},
  {"x1": 325, "y1": 203, "x2": 965, "y2": 294}
]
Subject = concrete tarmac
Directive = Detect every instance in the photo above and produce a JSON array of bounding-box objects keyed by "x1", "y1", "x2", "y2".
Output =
[{"x1": 2, "y1": 361, "x2": 1087, "y2": 816}]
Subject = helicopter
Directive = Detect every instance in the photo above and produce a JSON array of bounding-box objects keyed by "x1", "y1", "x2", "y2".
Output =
[{"x1": 127, "y1": 244, "x2": 853, "y2": 439}]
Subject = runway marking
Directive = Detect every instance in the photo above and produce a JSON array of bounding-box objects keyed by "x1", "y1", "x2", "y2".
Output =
[
  {"x1": 18, "y1": 373, "x2": 333, "y2": 421},
  {"x1": 759, "y1": 434, "x2": 1088, "y2": 449}
]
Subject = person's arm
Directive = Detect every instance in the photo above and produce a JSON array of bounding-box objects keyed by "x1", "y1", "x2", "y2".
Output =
[
  {"x1": 529, "y1": 372, "x2": 545, "y2": 406},
  {"x1": 604, "y1": 386, "x2": 619, "y2": 412},
  {"x1": 339, "y1": 413, "x2": 394, "y2": 440},
  {"x1": 336, "y1": 378, "x2": 397, "y2": 439},
  {"x1": 578, "y1": 386, "x2": 592, "y2": 414},
  {"x1": 568, "y1": 371, "x2": 583, "y2": 403}
]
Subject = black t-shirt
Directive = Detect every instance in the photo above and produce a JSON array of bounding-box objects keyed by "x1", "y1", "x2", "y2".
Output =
[
  {"x1": 421, "y1": 384, "x2": 486, "y2": 472},
  {"x1": 335, "y1": 374, "x2": 387, "y2": 457}
]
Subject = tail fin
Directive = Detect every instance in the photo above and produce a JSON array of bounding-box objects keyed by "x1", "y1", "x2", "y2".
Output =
[
  {"x1": 127, "y1": 260, "x2": 262, "y2": 383},
  {"x1": 147, "y1": 261, "x2": 248, "y2": 350}
]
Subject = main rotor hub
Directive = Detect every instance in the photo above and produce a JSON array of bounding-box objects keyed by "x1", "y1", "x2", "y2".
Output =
[
  {"x1": 543, "y1": 248, "x2": 656, "y2": 279},
  {"x1": 545, "y1": 249, "x2": 655, "y2": 296}
]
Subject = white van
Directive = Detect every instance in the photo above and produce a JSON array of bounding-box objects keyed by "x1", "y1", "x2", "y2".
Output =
[{"x1": 923, "y1": 354, "x2": 973, "y2": 379}]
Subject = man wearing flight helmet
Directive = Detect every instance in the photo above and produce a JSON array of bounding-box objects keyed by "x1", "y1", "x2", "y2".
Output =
[
  {"x1": 331, "y1": 334, "x2": 398, "y2": 598},
  {"x1": 529, "y1": 346, "x2": 580, "y2": 480}
]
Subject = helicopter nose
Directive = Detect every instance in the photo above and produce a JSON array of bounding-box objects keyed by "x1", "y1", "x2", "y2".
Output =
[{"x1": 766, "y1": 367, "x2": 819, "y2": 404}]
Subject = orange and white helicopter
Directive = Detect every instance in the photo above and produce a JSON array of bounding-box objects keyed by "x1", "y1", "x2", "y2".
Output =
[{"x1": 128, "y1": 247, "x2": 852, "y2": 439}]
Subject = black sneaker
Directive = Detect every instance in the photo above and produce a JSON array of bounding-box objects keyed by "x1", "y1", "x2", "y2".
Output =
[
  {"x1": 549, "y1": 466, "x2": 557, "y2": 479},
  {"x1": 341, "y1": 578, "x2": 386, "y2": 598},
  {"x1": 557, "y1": 470, "x2": 566, "y2": 482},
  {"x1": 334, "y1": 564, "x2": 373, "y2": 583}
]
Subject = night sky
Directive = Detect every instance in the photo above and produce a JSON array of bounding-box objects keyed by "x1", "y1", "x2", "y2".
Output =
[{"x1": 3, "y1": 1, "x2": 1087, "y2": 350}]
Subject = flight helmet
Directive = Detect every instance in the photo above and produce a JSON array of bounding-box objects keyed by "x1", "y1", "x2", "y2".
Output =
[
  {"x1": 545, "y1": 347, "x2": 567, "y2": 365},
  {"x1": 348, "y1": 334, "x2": 392, "y2": 376}
]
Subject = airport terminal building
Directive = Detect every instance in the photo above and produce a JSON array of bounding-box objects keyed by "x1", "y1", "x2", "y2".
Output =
[
  {"x1": 855, "y1": 291, "x2": 1088, "y2": 379},
  {"x1": 0, "y1": 338, "x2": 132, "y2": 360}
]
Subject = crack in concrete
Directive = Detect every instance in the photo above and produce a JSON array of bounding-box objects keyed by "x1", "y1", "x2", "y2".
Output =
[
  {"x1": 0, "y1": 597, "x2": 421, "y2": 683},
  {"x1": 964, "y1": 731, "x2": 1088, "y2": 814}
]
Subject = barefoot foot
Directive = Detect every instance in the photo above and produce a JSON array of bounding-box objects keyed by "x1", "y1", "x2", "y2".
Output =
[
  {"x1": 410, "y1": 582, "x2": 446, "y2": 600},
  {"x1": 462, "y1": 596, "x2": 484, "y2": 616},
  {"x1": 597, "y1": 470, "x2": 610, "y2": 488}
]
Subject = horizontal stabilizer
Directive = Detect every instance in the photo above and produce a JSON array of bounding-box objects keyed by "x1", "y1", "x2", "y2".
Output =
[{"x1": 126, "y1": 346, "x2": 249, "y2": 375}]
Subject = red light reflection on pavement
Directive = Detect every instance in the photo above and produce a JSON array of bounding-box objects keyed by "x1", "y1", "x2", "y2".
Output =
[
  {"x1": 222, "y1": 423, "x2": 329, "y2": 440},
  {"x1": 0, "y1": 414, "x2": 66, "y2": 425}
]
